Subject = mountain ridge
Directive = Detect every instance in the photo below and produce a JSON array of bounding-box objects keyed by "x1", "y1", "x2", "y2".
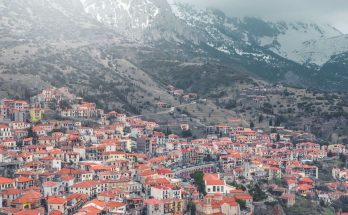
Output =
[
  {"x1": 169, "y1": 2, "x2": 348, "y2": 67},
  {"x1": 0, "y1": 0, "x2": 347, "y2": 100}
]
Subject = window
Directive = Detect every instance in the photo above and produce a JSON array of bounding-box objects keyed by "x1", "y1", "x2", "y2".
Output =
[{"x1": 213, "y1": 186, "x2": 216, "y2": 192}]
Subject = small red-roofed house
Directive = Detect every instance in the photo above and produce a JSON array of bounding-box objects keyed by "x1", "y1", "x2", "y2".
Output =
[
  {"x1": 138, "y1": 170, "x2": 158, "y2": 183},
  {"x1": 196, "y1": 194, "x2": 240, "y2": 215},
  {"x1": 0, "y1": 177, "x2": 16, "y2": 191},
  {"x1": 65, "y1": 152, "x2": 80, "y2": 164},
  {"x1": 70, "y1": 180, "x2": 103, "y2": 197},
  {"x1": 221, "y1": 198, "x2": 240, "y2": 215},
  {"x1": 23, "y1": 137, "x2": 34, "y2": 146},
  {"x1": 296, "y1": 142, "x2": 320, "y2": 150},
  {"x1": 16, "y1": 176, "x2": 34, "y2": 190},
  {"x1": 144, "y1": 176, "x2": 170, "y2": 192},
  {"x1": 150, "y1": 185, "x2": 182, "y2": 200},
  {"x1": 60, "y1": 176, "x2": 74, "y2": 193},
  {"x1": 299, "y1": 177, "x2": 314, "y2": 186},
  {"x1": 102, "y1": 150, "x2": 126, "y2": 162},
  {"x1": 0, "y1": 124, "x2": 13, "y2": 141},
  {"x1": 148, "y1": 156, "x2": 167, "y2": 167},
  {"x1": 97, "y1": 189, "x2": 124, "y2": 202},
  {"x1": 327, "y1": 144, "x2": 346, "y2": 154},
  {"x1": 40, "y1": 155, "x2": 62, "y2": 171},
  {"x1": 106, "y1": 201, "x2": 126, "y2": 214},
  {"x1": 234, "y1": 193, "x2": 253, "y2": 207},
  {"x1": 294, "y1": 184, "x2": 314, "y2": 197},
  {"x1": 73, "y1": 146, "x2": 86, "y2": 160},
  {"x1": 42, "y1": 181, "x2": 61, "y2": 197},
  {"x1": 32, "y1": 126, "x2": 47, "y2": 137},
  {"x1": 75, "y1": 205, "x2": 102, "y2": 215},
  {"x1": 144, "y1": 199, "x2": 163, "y2": 215},
  {"x1": 1, "y1": 138, "x2": 16, "y2": 149},
  {"x1": 157, "y1": 168, "x2": 174, "y2": 178},
  {"x1": 153, "y1": 132, "x2": 167, "y2": 145},
  {"x1": 37, "y1": 136, "x2": 57, "y2": 146},
  {"x1": 203, "y1": 174, "x2": 235, "y2": 194},
  {"x1": 11, "y1": 189, "x2": 42, "y2": 209},
  {"x1": 1, "y1": 188, "x2": 23, "y2": 206},
  {"x1": 17, "y1": 152, "x2": 34, "y2": 163},
  {"x1": 47, "y1": 196, "x2": 67, "y2": 214},
  {"x1": 9, "y1": 121, "x2": 31, "y2": 130},
  {"x1": 66, "y1": 193, "x2": 88, "y2": 213}
]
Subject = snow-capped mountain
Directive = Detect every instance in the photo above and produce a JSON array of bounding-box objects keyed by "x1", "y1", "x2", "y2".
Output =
[
  {"x1": 78, "y1": 0, "x2": 199, "y2": 42},
  {"x1": 168, "y1": 3, "x2": 283, "y2": 67},
  {"x1": 169, "y1": 2, "x2": 348, "y2": 67},
  {"x1": 295, "y1": 34, "x2": 348, "y2": 66},
  {"x1": 0, "y1": 0, "x2": 347, "y2": 91},
  {"x1": 256, "y1": 23, "x2": 348, "y2": 66},
  {"x1": 76, "y1": 0, "x2": 348, "y2": 68}
]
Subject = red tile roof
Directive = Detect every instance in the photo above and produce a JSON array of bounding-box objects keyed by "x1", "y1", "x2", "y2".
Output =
[
  {"x1": 1, "y1": 188, "x2": 22, "y2": 195},
  {"x1": 42, "y1": 181, "x2": 59, "y2": 187},
  {"x1": 144, "y1": 199, "x2": 161, "y2": 205},
  {"x1": 12, "y1": 190, "x2": 42, "y2": 205},
  {"x1": 16, "y1": 176, "x2": 33, "y2": 183},
  {"x1": 205, "y1": 179, "x2": 225, "y2": 186},
  {"x1": 0, "y1": 177, "x2": 15, "y2": 184},
  {"x1": 14, "y1": 209, "x2": 44, "y2": 215},
  {"x1": 47, "y1": 196, "x2": 67, "y2": 205},
  {"x1": 234, "y1": 193, "x2": 253, "y2": 200},
  {"x1": 49, "y1": 210, "x2": 63, "y2": 215}
]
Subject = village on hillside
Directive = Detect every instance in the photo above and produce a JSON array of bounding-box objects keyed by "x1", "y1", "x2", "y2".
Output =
[{"x1": 0, "y1": 87, "x2": 347, "y2": 215}]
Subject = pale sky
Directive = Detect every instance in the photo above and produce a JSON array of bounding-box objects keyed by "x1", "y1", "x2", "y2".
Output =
[{"x1": 174, "y1": 0, "x2": 348, "y2": 33}]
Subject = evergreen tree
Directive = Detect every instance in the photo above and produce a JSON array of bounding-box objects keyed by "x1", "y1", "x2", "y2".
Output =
[
  {"x1": 276, "y1": 133, "x2": 281, "y2": 142},
  {"x1": 182, "y1": 129, "x2": 192, "y2": 138},
  {"x1": 191, "y1": 171, "x2": 206, "y2": 195},
  {"x1": 249, "y1": 184, "x2": 267, "y2": 202},
  {"x1": 236, "y1": 199, "x2": 247, "y2": 210},
  {"x1": 258, "y1": 115, "x2": 264, "y2": 123},
  {"x1": 269, "y1": 119, "x2": 273, "y2": 126},
  {"x1": 187, "y1": 201, "x2": 196, "y2": 215}
]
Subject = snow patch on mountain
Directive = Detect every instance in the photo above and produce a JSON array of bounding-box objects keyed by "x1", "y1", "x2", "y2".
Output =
[
  {"x1": 80, "y1": 0, "x2": 160, "y2": 31},
  {"x1": 169, "y1": 2, "x2": 277, "y2": 65},
  {"x1": 297, "y1": 34, "x2": 348, "y2": 66},
  {"x1": 258, "y1": 23, "x2": 345, "y2": 65},
  {"x1": 169, "y1": 1, "x2": 215, "y2": 26}
]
